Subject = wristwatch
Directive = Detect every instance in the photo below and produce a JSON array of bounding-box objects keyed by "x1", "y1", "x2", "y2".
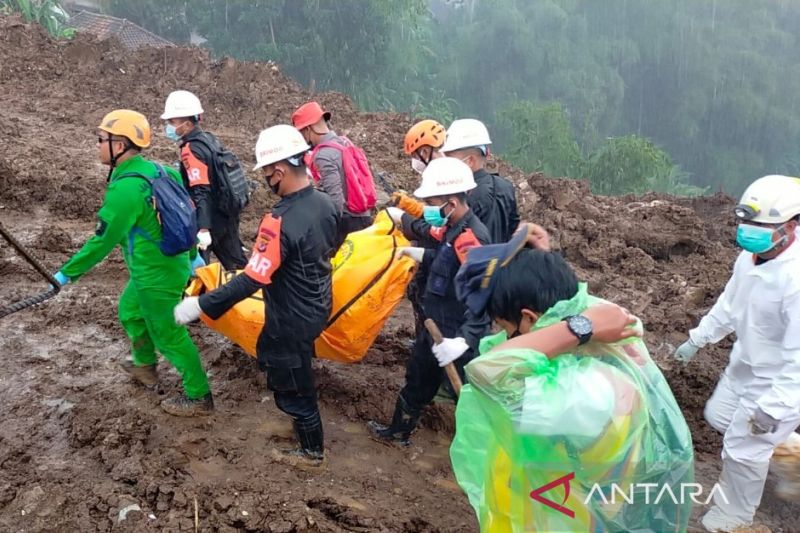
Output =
[{"x1": 563, "y1": 315, "x2": 593, "y2": 345}]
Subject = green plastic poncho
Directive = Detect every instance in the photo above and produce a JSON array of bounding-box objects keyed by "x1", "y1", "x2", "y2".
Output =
[{"x1": 450, "y1": 284, "x2": 694, "y2": 532}]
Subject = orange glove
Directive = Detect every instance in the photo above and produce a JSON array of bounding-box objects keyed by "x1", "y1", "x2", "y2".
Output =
[{"x1": 391, "y1": 191, "x2": 424, "y2": 218}]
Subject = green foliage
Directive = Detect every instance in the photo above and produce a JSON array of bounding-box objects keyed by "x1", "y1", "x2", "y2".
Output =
[
  {"x1": 584, "y1": 136, "x2": 703, "y2": 196},
  {"x1": 2, "y1": 0, "x2": 74, "y2": 38},
  {"x1": 101, "y1": 0, "x2": 800, "y2": 197},
  {"x1": 107, "y1": 0, "x2": 190, "y2": 43},
  {"x1": 498, "y1": 101, "x2": 583, "y2": 178}
]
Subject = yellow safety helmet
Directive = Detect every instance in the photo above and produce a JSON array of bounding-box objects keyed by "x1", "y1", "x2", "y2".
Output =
[{"x1": 98, "y1": 109, "x2": 151, "y2": 148}]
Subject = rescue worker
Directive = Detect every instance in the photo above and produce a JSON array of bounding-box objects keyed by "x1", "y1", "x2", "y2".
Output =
[
  {"x1": 673, "y1": 175, "x2": 800, "y2": 531},
  {"x1": 162, "y1": 90, "x2": 248, "y2": 271},
  {"x1": 367, "y1": 157, "x2": 490, "y2": 445},
  {"x1": 52, "y1": 110, "x2": 213, "y2": 416},
  {"x1": 441, "y1": 118, "x2": 520, "y2": 243},
  {"x1": 404, "y1": 119, "x2": 447, "y2": 175},
  {"x1": 174, "y1": 125, "x2": 339, "y2": 467},
  {"x1": 394, "y1": 120, "x2": 448, "y2": 342},
  {"x1": 453, "y1": 229, "x2": 692, "y2": 532},
  {"x1": 291, "y1": 101, "x2": 372, "y2": 246}
]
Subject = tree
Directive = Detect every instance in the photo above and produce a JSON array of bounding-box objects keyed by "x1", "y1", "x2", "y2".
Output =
[
  {"x1": 499, "y1": 100, "x2": 583, "y2": 178},
  {"x1": 585, "y1": 136, "x2": 680, "y2": 196}
]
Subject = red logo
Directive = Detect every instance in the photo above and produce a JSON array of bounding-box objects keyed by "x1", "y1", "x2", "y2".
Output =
[{"x1": 529, "y1": 472, "x2": 575, "y2": 518}]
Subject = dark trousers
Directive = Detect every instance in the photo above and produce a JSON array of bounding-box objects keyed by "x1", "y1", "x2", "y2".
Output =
[
  {"x1": 202, "y1": 212, "x2": 248, "y2": 271},
  {"x1": 399, "y1": 329, "x2": 472, "y2": 414},
  {"x1": 407, "y1": 267, "x2": 427, "y2": 340},
  {"x1": 335, "y1": 213, "x2": 373, "y2": 250},
  {"x1": 263, "y1": 340, "x2": 319, "y2": 424}
]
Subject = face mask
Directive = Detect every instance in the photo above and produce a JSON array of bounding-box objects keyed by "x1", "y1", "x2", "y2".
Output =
[
  {"x1": 736, "y1": 223, "x2": 785, "y2": 254},
  {"x1": 264, "y1": 169, "x2": 282, "y2": 195},
  {"x1": 423, "y1": 203, "x2": 451, "y2": 227},
  {"x1": 164, "y1": 124, "x2": 181, "y2": 142},
  {"x1": 411, "y1": 158, "x2": 427, "y2": 175}
]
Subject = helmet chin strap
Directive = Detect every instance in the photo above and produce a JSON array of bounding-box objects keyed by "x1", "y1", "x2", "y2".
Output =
[{"x1": 106, "y1": 137, "x2": 132, "y2": 182}]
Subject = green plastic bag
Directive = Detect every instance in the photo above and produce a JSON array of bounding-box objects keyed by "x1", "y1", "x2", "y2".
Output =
[{"x1": 450, "y1": 284, "x2": 694, "y2": 532}]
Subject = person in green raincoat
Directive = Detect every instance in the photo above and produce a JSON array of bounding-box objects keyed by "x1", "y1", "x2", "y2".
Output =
[
  {"x1": 52, "y1": 109, "x2": 213, "y2": 416},
  {"x1": 450, "y1": 224, "x2": 695, "y2": 532}
]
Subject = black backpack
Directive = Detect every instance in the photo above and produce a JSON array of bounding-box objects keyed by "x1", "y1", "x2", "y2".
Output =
[{"x1": 190, "y1": 132, "x2": 250, "y2": 215}]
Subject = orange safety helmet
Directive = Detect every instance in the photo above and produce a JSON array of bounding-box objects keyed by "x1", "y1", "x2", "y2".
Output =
[
  {"x1": 404, "y1": 119, "x2": 446, "y2": 155},
  {"x1": 292, "y1": 101, "x2": 331, "y2": 130},
  {"x1": 98, "y1": 109, "x2": 151, "y2": 148}
]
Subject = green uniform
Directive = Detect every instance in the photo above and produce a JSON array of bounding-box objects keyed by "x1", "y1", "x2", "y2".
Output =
[{"x1": 61, "y1": 154, "x2": 210, "y2": 399}]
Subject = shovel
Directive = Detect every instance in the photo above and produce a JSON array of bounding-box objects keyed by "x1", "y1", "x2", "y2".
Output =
[
  {"x1": 0, "y1": 222, "x2": 61, "y2": 319},
  {"x1": 424, "y1": 318, "x2": 463, "y2": 397}
]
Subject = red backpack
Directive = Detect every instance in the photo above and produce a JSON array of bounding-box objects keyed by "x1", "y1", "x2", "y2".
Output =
[{"x1": 307, "y1": 136, "x2": 377, "y2": 213}]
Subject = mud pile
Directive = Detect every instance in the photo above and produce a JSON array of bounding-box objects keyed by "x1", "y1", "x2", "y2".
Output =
[{"x1": 1, "y1": 15, "x2": 797, "y2": 532}]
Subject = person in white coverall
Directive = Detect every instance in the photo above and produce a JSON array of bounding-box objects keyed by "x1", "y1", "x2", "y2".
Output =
[{"x1": 674, "y1": 174, "x2": 800, "y2": 532}]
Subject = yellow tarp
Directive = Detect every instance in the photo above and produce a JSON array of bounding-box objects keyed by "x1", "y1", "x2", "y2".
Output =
[{"x1": 186, "y1": 210, "x2": 416, "y2": 363}]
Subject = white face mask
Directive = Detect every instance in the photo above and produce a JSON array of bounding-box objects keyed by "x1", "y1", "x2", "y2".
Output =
[{"x1": 411, "y1": 158, "x2": 427, "y2": 175}]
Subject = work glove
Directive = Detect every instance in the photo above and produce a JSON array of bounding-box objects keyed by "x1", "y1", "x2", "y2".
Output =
[
  {"x1": 397, "y1": 247, "x2": 425, "y2": 263},
  {"x1": 749, "y1": 408, "x2": 779, "y2": 435},
  {"x1": 191, "y1": 254, "x2": 206, "y2": 275},
  {"x1": 49, "y1": 271, "x2": 70, "y2": 290},
  {"x1": 674, "y1": 338, "x2": 700, "y2": 363},
  {"x1": 432, "y1": 337, "x2": 469, "y2": 367},
  {"x1": 391, "y1": 192, "x2": 424, "y2": 218},
  {"x1": 385, "y1": 207, "x2": 405, "y2": 225},
  {"x1": 174, "y1": 296, "x2": 202, "y2": 325},
  {"x1": 197, "y1": 230, "x2": 212, "y2": 251}
]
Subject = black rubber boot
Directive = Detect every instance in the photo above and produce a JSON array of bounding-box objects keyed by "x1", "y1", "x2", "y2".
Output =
[
  {"x1": 367, "y1": 396, "x2": 420, "y2": 447},
  {"x1": 274, "y1": 414, "x2": 325, "y2": 470}
]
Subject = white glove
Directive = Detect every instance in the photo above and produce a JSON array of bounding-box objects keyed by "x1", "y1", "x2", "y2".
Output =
[
  {"x1": 432, "y1": 337, "x2": 469, "y2": 367},
  {"x1": 197, "y1": 230, "x2": 212, "y2": 250},
  {"x1": 174, "y1": 297, "x2": 202, "y2": 325},
  {"x1": 398, "y1": 247, "x2": 425, "y2": 263},
  {"x1": 750, "y1": 408, "x2": 779, "y2": 435},
  {"x1": 386, "y1": 207, "x2": 405, "y2": 225},
  {"x1": 674, "y1": 338, "x2": 700, "y2": 362}
]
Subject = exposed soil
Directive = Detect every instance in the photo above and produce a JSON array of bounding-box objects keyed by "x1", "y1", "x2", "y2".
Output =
[{"x1": 1, "y1": 15, "x2": 798, "y2": 532}]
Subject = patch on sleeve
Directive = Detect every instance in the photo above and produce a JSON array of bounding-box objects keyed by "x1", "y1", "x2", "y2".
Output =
[
  {"x1": 244, "y1": 214, "x2": 282, "y2": 284},
  {"x1": 454, "y1": 229, "x2": 481, "y2": 264}
]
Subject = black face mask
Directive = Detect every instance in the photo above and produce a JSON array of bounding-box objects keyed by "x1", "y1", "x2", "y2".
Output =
[
  {"x1": 264, "y1": 168, "x2": 282, "y2": 195},
  {"x1": 509, "y1": 316, "x2": 532, "y2": 339}
]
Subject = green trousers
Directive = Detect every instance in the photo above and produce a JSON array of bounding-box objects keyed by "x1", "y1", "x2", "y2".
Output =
[{"x1": 118, "y1": 280, "x2": 210, "y2": 399}]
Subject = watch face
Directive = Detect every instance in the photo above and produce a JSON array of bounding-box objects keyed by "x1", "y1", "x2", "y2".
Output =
[{"x1": 569, "y1": 315, "x2": 593, "y2": 336}]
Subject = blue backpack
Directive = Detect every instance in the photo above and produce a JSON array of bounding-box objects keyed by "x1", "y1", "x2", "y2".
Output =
[{"x1": 118, "y1": 163, "x2": 197, "y2": 256}]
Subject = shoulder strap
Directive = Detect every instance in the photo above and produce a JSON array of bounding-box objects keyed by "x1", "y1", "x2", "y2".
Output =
[
  {"x1": 115, "y1": 171, "x2": 153, "y2": 184},
  {"x1": 185, "y1": 132, "x2": 220, "y2": 156},
  {"x1": 315, "y1": 140, "x2": 344, "y2": 152}
]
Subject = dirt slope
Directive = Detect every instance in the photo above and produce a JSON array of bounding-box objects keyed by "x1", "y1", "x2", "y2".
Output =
[{"x1": 1, "y1": 15, "x2": 797, "y2": 532}]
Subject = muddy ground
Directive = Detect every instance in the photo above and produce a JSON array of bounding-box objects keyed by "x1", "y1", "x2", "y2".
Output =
[{"x1": 1, "y1": 15, "x2": 799, "y2": 532}]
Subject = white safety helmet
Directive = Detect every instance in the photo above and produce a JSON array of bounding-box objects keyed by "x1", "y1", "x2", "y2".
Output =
[
  {"x1": 441, "y1": 118, "x2": 492, "y2": 154},
  {"x1": 414, "y1": 157, "x2": 477, "y2": 199},
  {"x1": 734, "y1": 175, "x2": 800, "y2": 224},
  {"x1": 161, "y1": 90, "x2": 204, "y2": 120},
  {"x1": 253, "y1": 124, "x2": 310, "y2": 171}
]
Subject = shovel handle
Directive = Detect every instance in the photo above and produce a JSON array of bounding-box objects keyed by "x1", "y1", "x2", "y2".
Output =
[{"x1": 424, "y1": 319, "x2": 463, "y2": 397}]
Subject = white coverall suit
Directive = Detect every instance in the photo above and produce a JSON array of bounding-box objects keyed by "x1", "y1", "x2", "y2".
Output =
[{"x1": 690, "y1": 233, "x2": 800, "y2": 526}]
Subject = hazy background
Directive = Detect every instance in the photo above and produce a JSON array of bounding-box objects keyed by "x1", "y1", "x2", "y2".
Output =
[{"x1": 23, "y1": 0, "x2": 800, "y2": 196}]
